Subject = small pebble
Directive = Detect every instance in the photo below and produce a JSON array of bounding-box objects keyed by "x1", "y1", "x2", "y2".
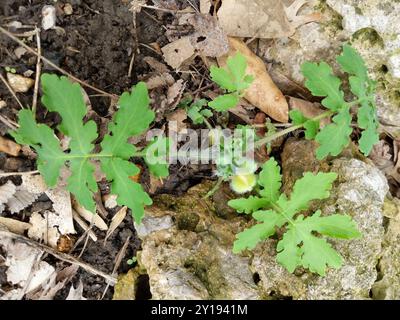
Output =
[
  {"x1": 6, "y1": 73, "x2": 34, "y2": 93},
  {"x1": 14, "y1": 47, "x2": 27, "y2": 59},
  {"x1": 63, "y1": 3, "x2": 73, "y2": 15},
  {"x1": 42, "y1": 5, "x2": 57, "y2": 30},
  {"x1": 0, "y1": 100, "x2": 6, "y2": 109}
]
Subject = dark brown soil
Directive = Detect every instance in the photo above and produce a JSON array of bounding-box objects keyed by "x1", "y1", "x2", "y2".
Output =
[{"x1": 0, "y1": 0, "x2": 175, "y2": 300}]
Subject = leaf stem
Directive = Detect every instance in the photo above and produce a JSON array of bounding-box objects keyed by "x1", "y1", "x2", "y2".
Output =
[
  {"x1": 255, "y1": 111, "x2": 334, "y2": 148},
  {"x1": 203, "y1": 177, "x2": 224, "y2": 199}
]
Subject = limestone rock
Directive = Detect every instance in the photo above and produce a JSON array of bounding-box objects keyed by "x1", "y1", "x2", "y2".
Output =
[
  {"x1": 264, "y1": 0, "x2": 400, "y2": 129},
  {"x1": 135, "y1": 140, "x2": 393, "y2": 299}
]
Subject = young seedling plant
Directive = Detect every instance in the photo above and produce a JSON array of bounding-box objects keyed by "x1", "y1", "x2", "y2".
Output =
[
  {"x1": 228, "y1": 158, "x2": 361, "y2": 276},
  {"x1": 12, "y1": 74, "x2": 169, "y2": 224},
  {"x1": 185, "y1": 53, "x2": 259, "y2": 196},
  {"x1": 193, "y1": 45, "x2": 377, "y2": 275}
]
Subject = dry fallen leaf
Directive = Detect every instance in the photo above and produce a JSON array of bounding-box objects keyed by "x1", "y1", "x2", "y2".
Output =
[
  {"x1": 143, "y1": 56, "x2": 169, "y2": 74},
  {"x1": 7, "y1": 188, "x2": 40, "y2": 214},
  {"x1": 200, "y1": 0, "x2": 212, "y2": 14},
  {"x1": 217, "y1": 37, "x2": 289, "y2": 122},
  {"x1": 0, "y1": 217, "x2": 31, "y2": 235},
  {"x1": 104, "y1": 206, "x2": 127, "y2": 243},
  {"x1": 0, "y1": 136, "x2": 21, "y2": 157},
  {"x1": 28, "y1": 212, "x2": 60, "y2": 248},
  {"x1": 162, "y1": 37, "x2": 195, "y2": 69},
  {"x1": 26, "y1": 265, "x2": 79, "y2": 300},
  {"x1": 217, "y1": 0, "x2": 293, "y2": 38},
  {"x1": 186, "y1": 14, "x2": 229, "y2": 58},
  {"x1": 167, "y1": 79, "x2": 185, "y2": 107},
  {"x1": 72, "y1": 209, "x2": 98, "y2": 242},
  {"x1": 217, "y1": 0, "x2": 320, "y2": 39},
  {"x1": 145, "y1": 73, "x2": 175, "y2": 90},
  {"x1": 0, "y1": 181, "x2": 17, "y2": 208},
  {"x1": 73, "y1": 198, "x2": 108, "y2": 231},
  {"x1": 0, "y1": 236, "x2": 55, "y2": 299},
  {"x1": 66, "y1": 280, "x2": 87, "y2": 300}
]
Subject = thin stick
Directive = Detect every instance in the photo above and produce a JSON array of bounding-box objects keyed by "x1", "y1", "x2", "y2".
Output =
[
  {"x1": 255, "y1": 111, "x2": 333, "y2": 148},
  {"x1": 128, "y1": 13, "x2": 138, "y2": 77},
  {"x1": 100, "y1": 236, "x2": 131, "y2": 299},
  {"x1": 0, "y1": 73, "x2": 24, "y2": 109},
  {"x1": 0, "y1": 114, "x2": 18, "y2": 130},
  {"x1": 32, "y1": 27, "x2": 41, "y2": 115},
  {"x1": 0, "y1": 27, "x2": 116, "y2": 99},
  {"x1": 0, "y1": 228, "x2": 117, "y2": 284},
  {"x1": 0, "y1": 170, "x2": 39, "y2": 177},
  {"x1": 203, "y1": 177, "x2": 224, "y2": 199}
]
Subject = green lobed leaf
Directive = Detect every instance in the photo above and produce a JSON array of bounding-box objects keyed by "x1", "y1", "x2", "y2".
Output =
[
  {"x1": 233, "y1": 210, "x2": 282, "y2": 253},
  {"x1": 41, "y1": 74, "x2": 99, "y2": 211},
  {"x1": 277, "y1": 172, "x2": 337, "y2": 218},
  {"x1": 208, "y1": 94, "x2": 239, "y2": 111},
  {"x1": 210, "y1": 52, "x2": 254, "y2": 94},
  {"x1": 101, "y1": 158, "x2": 152, "y2": 224},
  {"x1": 337, "y1": 44, "x2": 367, "y2": 80},
  {"x1": 258, "y1": 158, "x2": 282, "y2": 203},
  {"x1": 301, "y1": 61, "x2": 346, "y2": 111},
  {"x1": 337, "y1": 45, "x2": 379, "y2": 156},
  {"x1": 289, "y1": 109, "x2": 307, "y2": 125},
  {"x1": 143, "y1": 137, "x2": 170, "y2": 178},
  {"x1": 277, "y1": 211, "x2": 360, "y2": 276},
  {"x1": 11, "y1": 109, "x2": 65, "y2": 187},
  {"x1": 228, "y1": 196, "x2": 270, "y2": 214},
  {"x1": 315, "y1": 108, "x2": 352, "y2": 160},
  {"x1": 210, "y1": 66, "x2": 236, "y2": 92},
  {"x1": 289, "y1": 110, "x2": 320, "y2": 140},
  {"x1": 304, "y1": 120, "x2": 320, "y2": 140},
  {"x1": 100, "y1": 82, "x2": 154, "y2": 159}
]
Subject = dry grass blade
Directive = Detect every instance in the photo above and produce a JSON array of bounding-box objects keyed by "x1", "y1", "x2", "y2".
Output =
[{"x1": 104, "y1": 206, "x2": 127, "y2": 244}]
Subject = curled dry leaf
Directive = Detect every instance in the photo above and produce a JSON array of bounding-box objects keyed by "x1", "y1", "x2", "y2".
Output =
[
  {"x1": 20, "y1": 174, "x2": 75, "y2": 235},
  {"x1": 72, "y1": 198, "x2": 108, "y2": 231},
  {"x1": 0, "y1": 217, "x2": 31, "y2": 235},
  {"x1": 7, "y1": 188, "x2": 40, "y2": 214},
  {"x1": 217, "y1": 37, "x2": 289, "y2": 122},
  {"x1": 0, "y1": 136, "x2": 21, "y2": 157},
  {"x1": 104, "y1": 206, "x2": 127, "y2": 243}
]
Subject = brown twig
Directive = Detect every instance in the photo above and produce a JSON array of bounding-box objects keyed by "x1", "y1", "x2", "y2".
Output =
[
  {"x1": 32, "y1": 27, "x2": 41, "y2": 115},
  {"x1": 0, "y1": 27, "x2": 117, "y2": 99},
  {"x1": 0, "y1": 170, "x2": 39, "y2": 177}
]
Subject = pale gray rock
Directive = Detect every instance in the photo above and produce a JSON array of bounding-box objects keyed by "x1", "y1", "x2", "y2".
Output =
[{"x1": 265, "y1": 0, "x2": 400, "y2": 128}]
